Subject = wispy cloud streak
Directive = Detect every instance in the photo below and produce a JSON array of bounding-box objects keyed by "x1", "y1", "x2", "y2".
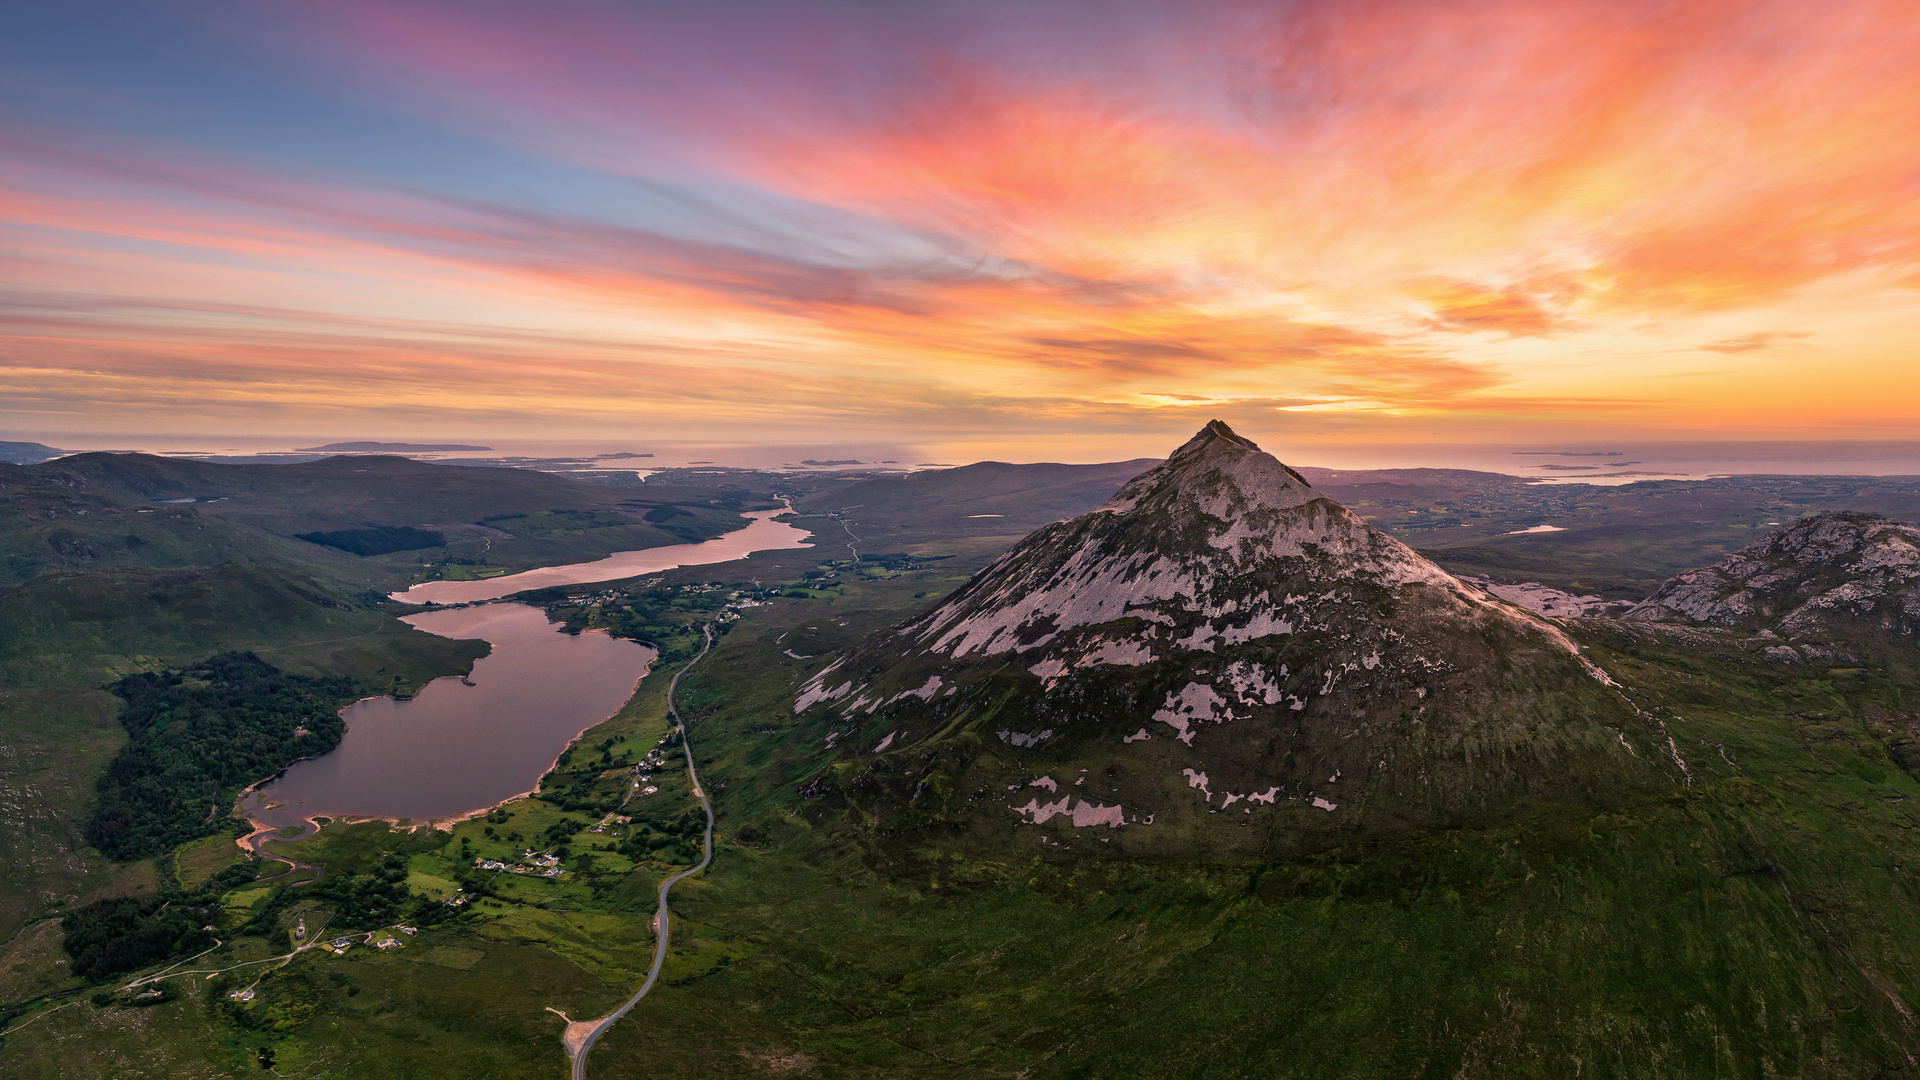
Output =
[{"x1": 4, "y1": 0, "x2": 1920, "y2": 439}]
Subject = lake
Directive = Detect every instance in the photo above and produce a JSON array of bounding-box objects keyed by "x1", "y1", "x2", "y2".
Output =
[
  {"x1": 239, "y1": 604, "x2": 653, "y2": 829},
  {"x1": 391, "y1": 507, "x2": 813, "y2": 605},
  {"x1": 239, "y1": 509, "x2": 815, "y2": 829}
]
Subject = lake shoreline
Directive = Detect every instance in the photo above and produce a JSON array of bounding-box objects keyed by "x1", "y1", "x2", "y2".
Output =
[
  {"x1": 392, "y1": 504, "x2": 811, "y2": 606},
  {"x1": 233, "y1": 508, "x2": 808, "y2": 835}
]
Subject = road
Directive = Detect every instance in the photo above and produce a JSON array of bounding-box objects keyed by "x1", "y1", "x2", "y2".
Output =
[{"x1": 569, "y1": 624, "x2": 717, "y2": 1080}]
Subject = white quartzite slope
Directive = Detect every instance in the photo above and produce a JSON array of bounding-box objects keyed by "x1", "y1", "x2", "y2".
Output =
[{"x1": 903, "y1": 421, "x2": 1470, "y2": 661}]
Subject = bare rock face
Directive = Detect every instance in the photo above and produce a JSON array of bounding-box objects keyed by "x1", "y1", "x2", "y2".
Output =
[
  {"x1": 1630, "y1": 512, "x2": 1920, "y2": 639},
  {"x1": 899, "y1": 420, "x2": 1462, "y2": 661},
  {"x1": 792, "y1": 422, "x2": 1670, "y2": 856}
]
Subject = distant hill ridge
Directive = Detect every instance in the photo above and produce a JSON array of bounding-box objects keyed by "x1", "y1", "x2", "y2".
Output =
[
  {"x1": 295, "y1": 442, "x2": 493, "y2": 452},
  {"x1": 0, "y1": 441, "x2": 62, "y2": 465}
]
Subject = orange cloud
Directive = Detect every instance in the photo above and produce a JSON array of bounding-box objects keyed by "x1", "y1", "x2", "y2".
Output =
[
  {"x1": 7, "y1": 0, "x2": 1920, "y2": 441},
  {"x1": 1420, "y1": 280, "x2": 1564, "y2": 336}
]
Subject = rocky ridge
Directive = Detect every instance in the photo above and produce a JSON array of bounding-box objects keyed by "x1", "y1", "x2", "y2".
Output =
[
  {"x1": 790, "y1": 422, "x2": 1670, "y2": 854},
  {"x1": 1629, "y1": 512, "x2": 1920, "y2": 644}
]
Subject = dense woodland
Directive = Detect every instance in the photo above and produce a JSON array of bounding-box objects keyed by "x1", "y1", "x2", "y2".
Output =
[
  {"x1": 61, "y1": 896, "x2": 220, "y2": 980},
  {"x1": 86, "y1": 653, "x2": 352, "y2": 860},
  {"x1": 292, "y1": 525, "x2": 446, "y2": 556}
]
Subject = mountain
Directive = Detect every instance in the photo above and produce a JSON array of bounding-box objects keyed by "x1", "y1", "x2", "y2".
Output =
[
  {"x1": 1628, "y1": 511, "x2": 1920, "y2": 660},
  {"x1": 791, "y1": 422, "x2": 1671, "y2": 855},
  {"x1": 795, "y1": 457, "x2": 1163, "y2": 548},
  {"x1": 0, "y1": 452, "x2": 757, "y2": 590}
]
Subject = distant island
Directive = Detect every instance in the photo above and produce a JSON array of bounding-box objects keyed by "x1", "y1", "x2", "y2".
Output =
[
  {"x1": 800, "y1": 459, "x2": 863, "y2": 466},
  {"x1": 0, "y1": 441, "x2": 62, "y2": 465},
  {"x1": 295, "y1": 442, "x2": 494, "y2": 452},
  {"x1": 596, "y1": 452, "x2": 654, "y2": 459}
]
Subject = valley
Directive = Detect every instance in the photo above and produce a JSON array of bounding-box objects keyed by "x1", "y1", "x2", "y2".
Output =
[{"x1": 3, "y1": 437, "x2": 1920, "y2": 1077}]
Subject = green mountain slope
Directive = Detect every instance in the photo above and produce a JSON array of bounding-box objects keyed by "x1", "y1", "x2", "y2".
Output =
[
  {"x1": 549, "y1": 555, "x2": 1920, "y2": 1078},
  {"x1": 14, "y1": 440, "x2": 1920, "y2": 1076},
  {"x1": 2, "y1": 452, "x2": 762, "y2": 591}
]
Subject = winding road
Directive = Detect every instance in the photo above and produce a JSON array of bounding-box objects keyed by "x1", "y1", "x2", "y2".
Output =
[{"x1": 568, "y1": 624, "x2": 717, "y2": 1080}]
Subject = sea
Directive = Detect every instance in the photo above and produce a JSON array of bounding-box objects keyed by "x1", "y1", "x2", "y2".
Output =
[{"x1": 9, "y1": 432, "x2": 1918, "y2": 484}]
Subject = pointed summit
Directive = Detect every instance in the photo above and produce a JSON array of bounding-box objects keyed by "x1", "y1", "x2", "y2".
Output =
[
  {"x1": 908, "y1": 422, "x2": 1457, "y2": 659},
  {"x1": 1098, "y1": 420, "x2": 1314, "y2": 519},
  {"x1": 790, "y1": 426, "x2": 1668, "y2": 856},
  {"x1": 1182, "y1": 418, "x2": 1263, "y2": 453}
]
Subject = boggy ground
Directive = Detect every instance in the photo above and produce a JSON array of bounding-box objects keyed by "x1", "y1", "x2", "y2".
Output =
[
  {"x1": 558, "y1": 581, "x2": 1920, "y2": 1078},
  {"x1": 13, "y1": 467, "x2": 1920, "y2": 1076},
  {"x1": 22, "y1": 576, "x2": 1920, "y2": 1077}
]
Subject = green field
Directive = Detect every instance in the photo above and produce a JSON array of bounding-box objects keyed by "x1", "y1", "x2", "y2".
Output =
[
  {"x1": 17, "y1": 577, "x2": 1920, "y2": 1077},
  {"x1": 9, "y1": 454, "x2": 1920, "y2": 1076}
]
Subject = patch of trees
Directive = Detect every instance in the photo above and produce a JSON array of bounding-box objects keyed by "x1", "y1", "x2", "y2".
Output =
[
  {"x1": 60, "y1": 856, "x2": 258, "y2": 986},
  {"x1": 618, "y1": 809, "x2": 704, "y2": 863},
  {"x1": 537, "y1": 747, "x2": 630, "y2": 814},
  {"x1": 293, "y1": 525, "x2": 445, "y2": 555},
  {"x1": 300, "y1": 854, "x2": 414, "y2": 929},
  {"x1": 227, "y1": 854, "x2": 450, "y2": 961},
  {"x1": 62, "y1": 896, "x2": 218, "y2": 980},
  {"x1": 86, "y1": 653, "x2": 352, "y2": 860}
]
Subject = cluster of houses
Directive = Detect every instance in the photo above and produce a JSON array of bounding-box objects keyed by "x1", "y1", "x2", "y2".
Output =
[
  {"x1": 588, "y1": 814, "x2": 632, "y2": 835},
  {"x1": 472, "y1": 848, "x2": 566, "y2": 879},
  {"x1": 316, "y1": 925, "x2": 418, "y2": 956},
  {"x1": 615, "y1": 743, "x2": 672, "y2": 799},
  {"x1": 316, "y1": 928, "x2": 413, "y2": 956}
]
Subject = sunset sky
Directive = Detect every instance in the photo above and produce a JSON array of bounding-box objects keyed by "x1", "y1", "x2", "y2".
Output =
[{"x1": 5, "y1": 0, "x2": 1918, "y2": 455}]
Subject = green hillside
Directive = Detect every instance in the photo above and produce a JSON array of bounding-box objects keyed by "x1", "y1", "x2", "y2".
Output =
[
  {"x1": 9, "y1": 451, "x2": 1920, "y2": 1077},
  {"x1": 1, "y1": 452, "x2": 765, "y2": 592},
  {"x1": 0, "y1": 454, "x2": 780, "y2": 946}
]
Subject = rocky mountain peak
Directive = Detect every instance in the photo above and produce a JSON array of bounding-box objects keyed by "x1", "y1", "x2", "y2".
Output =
[
  {"x1": 787, "y1": 425, "x2": 1660, "y2": 854},
  {"x1": 896, "y1": 422, "x2": 1466, "y2": 661},
  {"x1": 1098, "y1": 418, "x2": 1314, "y2": 518},
  {"x1": 1631, "y1": 511, "x2": 1920, "y2": 638}
]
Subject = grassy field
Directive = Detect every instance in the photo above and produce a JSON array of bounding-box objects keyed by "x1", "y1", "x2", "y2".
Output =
[
  {"x1": 36, "y1": 572, "x2": 1871, "y2": 1078},
  {"x1": 17, "y1": 561, "x2": 1915, "y2": 1076},
  {"x1": 10, "y1": 455, "x2": 1920, "y2": 1075},
  {"x1": 584, "y1": 596, "x2": 1920, "y2": 1077}
]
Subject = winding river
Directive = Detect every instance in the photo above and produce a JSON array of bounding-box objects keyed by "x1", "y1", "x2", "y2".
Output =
[{"x1": 238, "y1": 508, "x2": 813, "y2": 830}]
